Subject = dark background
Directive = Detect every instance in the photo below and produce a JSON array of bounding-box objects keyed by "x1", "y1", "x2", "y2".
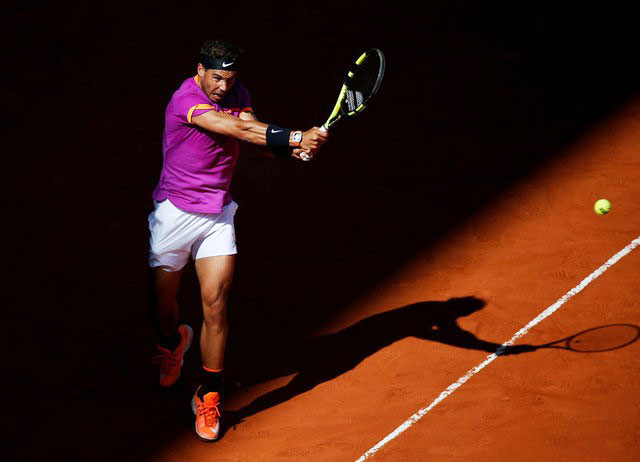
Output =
[{"x1": 2, "y1": 1, "x2": 639, "y2": 460}]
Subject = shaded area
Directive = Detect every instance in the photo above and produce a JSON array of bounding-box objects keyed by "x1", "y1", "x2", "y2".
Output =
[
  {"x1": 1, "y1": 0, "x2": 640, "y2": 460},
  {"x1": 230, "y1": 296, "x2": 531, "y2": 424}
]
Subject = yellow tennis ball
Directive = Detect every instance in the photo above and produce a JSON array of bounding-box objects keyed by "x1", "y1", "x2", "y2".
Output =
[{"x1": 594, "y1": 198, "x2": 611, "y2": 215}]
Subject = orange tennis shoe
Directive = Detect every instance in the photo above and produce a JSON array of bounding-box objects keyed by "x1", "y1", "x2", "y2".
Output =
[
  {"x1": 191, "y1": 386, "x2": 222, "y2": 442},
  {"x1": 153, "y1": 324, "x2": 193, "y2": 387}
]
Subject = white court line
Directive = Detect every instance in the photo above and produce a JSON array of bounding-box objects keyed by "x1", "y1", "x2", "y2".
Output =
[{"x1": 356, "y1": 235, "x2": 640, "y2": 462}]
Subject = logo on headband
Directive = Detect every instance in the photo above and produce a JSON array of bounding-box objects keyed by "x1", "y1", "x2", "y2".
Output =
[{"x1": 200, "y1": 54, "x2": 238, "y2": 71}]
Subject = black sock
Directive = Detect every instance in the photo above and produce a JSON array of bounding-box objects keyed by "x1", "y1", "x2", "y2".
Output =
[
  {"x1": 157, "y1": 330, "x2": 182, "y2": 351},
  {"x1": 198, "y1": 367, "x2": 224, "y2": 397}
]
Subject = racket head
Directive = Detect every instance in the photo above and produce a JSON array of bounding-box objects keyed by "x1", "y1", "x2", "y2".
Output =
[
  {"x1": 544, "y1": 324, "x2": 640, "y2": 353},
  {"x1": 567, "y1": 324, "x2": 640, "y2": 352},
  {"x1": 323, "y1": 48, "x2": 386, "y2": 129}
]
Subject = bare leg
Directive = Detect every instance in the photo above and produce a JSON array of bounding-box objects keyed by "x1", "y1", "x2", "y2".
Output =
[
  {"x1": 195, "y1": 255, "x2": 235, "y2": 370},
  {"x1": 149, "y1": 267, "x2": 183, "y2": 337}
]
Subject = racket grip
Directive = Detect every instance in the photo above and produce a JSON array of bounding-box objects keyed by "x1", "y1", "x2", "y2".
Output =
[{"x1": 319, "y1": 125, "x2": 328, "y2": 132}]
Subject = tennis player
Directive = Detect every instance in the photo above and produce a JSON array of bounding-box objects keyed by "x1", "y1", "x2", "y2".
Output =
[{"x1": 148, "y1": 39, "x2": 328, "y2": 442}]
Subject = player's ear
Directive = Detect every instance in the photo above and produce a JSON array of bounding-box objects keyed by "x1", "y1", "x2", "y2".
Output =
[{"x1": 197, "y1": 63, "x2": 205, "y2": 77}]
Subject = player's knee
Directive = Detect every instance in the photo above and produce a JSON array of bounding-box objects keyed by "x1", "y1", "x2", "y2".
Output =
[
  {"x1": 202, "y1": 289, "x2": 228, "y2": 326},
  {"x1": 151, "y1": 292, "x2": 178, "y2": 312},
  {"x1": 203, "y1": 308, "x2": 227, "y2": 333}
]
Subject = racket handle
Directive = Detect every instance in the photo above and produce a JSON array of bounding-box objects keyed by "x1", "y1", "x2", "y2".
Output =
[{"x1": 319, "y1": 125, "x2": 328, "y2": 132}]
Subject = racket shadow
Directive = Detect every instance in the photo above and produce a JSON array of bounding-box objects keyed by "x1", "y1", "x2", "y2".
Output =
[
  {"x1": 227, "y1": 296, "x2": 533, "y2": 424},
  {"x1": 533, "y1": 323, "x2": 640, "y2": 353}
]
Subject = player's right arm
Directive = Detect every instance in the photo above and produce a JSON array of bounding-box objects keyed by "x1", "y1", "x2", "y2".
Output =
[{"x1": 191, "y1": 110, "x2": 327, "y2": 155}]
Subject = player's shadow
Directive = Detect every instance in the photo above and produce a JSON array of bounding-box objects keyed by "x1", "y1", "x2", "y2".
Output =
[{"x1": 226, "y1": 296, "x2": 532, "y2": 427}]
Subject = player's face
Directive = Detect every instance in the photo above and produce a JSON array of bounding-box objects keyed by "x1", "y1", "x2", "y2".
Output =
[{"x1": 197, "y1": 64, "x2": 237, "y2": 103}]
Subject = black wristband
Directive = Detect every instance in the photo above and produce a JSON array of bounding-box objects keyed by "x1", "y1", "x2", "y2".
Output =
[{"x1": 266, "y1": 125, "x2": 292, "y2": 148}]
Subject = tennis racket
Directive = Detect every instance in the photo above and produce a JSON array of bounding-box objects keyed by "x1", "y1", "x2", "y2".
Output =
[
  {"x1": 536, "y1": 324, "x2": 640, "y2": 353},
  {"x1": 319, "y1": 48, "x2": 386, "y2": 132}
]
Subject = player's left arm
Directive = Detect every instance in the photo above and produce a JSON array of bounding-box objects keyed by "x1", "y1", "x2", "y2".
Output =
[
  {"x1": 238, "y1": 110, "x2": 309, "y2": 160},
  {"x1": 238, "y1": 110, "x2": 273, "y2": 158},
  {"x1": 239, "y1": 110, "x2": 258, "y2": 122}
]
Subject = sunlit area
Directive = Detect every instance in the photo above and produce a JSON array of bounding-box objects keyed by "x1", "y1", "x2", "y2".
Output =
[{"x1": 155, "y1": 98, "x2": 640, "y2": 460}]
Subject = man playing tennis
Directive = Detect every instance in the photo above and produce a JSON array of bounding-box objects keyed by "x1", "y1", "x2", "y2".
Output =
[{"x1": 148, "y1": 39, "x2": 328, "y2": 442}]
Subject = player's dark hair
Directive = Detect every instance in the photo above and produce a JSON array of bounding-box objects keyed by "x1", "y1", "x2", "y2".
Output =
[{"x1": 200, "y1": 39, "x2": 243, "y2": 63}]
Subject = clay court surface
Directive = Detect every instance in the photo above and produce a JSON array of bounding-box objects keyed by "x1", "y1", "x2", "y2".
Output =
[{"x1": 3, "y1": 1, "x2": 640, "y2": 461}]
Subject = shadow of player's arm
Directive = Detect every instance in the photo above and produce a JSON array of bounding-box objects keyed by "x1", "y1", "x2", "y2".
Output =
[{"x1": 418, "y1": 325, "x2": 535, "y2": 354}]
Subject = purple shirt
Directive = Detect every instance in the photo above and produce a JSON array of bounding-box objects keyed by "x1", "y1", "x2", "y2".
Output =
[{"x1": 152, "y1": 75, "x2": 252, "y2": 213}]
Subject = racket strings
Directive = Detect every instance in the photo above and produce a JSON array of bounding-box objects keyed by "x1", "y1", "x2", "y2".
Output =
[{"x1": 343, "y1": 90, "x2": 364, "y2": 112}]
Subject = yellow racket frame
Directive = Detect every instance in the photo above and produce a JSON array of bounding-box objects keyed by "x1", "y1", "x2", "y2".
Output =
[{"x1": 321, "y1": 50, "x2": 384, "y2": 131}]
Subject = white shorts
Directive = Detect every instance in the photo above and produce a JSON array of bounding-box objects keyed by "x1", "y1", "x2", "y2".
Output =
[{"x1": 148, "y1": 199, "x2": 238, "y2": 271}]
